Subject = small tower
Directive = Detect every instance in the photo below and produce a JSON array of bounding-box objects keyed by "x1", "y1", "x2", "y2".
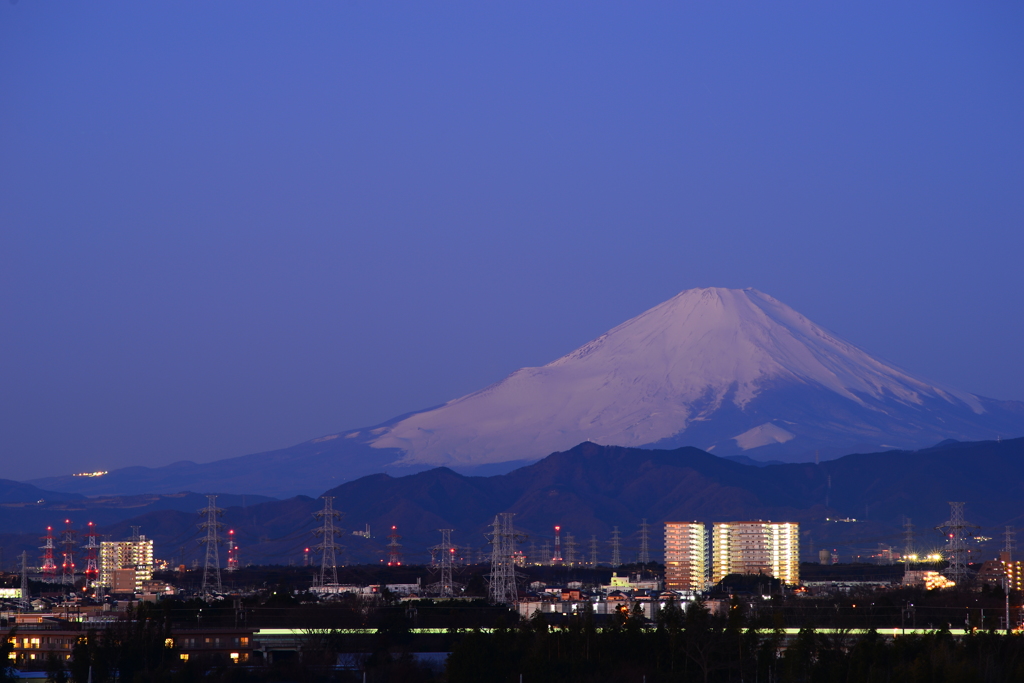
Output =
[
  {"x1": 552, "y1": 525, "x2": 563, "y2": 565},
  {"x1": 610, "y1": 526, "x2": 622, "y2": 567}
]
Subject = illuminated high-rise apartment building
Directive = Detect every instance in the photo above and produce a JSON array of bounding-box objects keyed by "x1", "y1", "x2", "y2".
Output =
[
  {"x1": 664, "y1": 522, "x2": 709, "y2": 591},
  {"x1": 99, "y1": 536, "x2": 154, "y2": 593},
  {"x1": 712, "y1": 521, "x2": 799, "y2": 585}
]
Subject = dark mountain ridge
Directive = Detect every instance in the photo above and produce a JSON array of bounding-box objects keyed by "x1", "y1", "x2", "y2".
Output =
[{"x1": 7, "y1": 438, "x2": 1021, "y2": 569}]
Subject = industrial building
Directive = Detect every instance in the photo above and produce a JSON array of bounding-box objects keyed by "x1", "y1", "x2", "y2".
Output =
[
  {"x1": 98, "y1": 536, "x2": 154, "y2": 593},
  {"x1": 663, "y1": 522, "x2": 709, "y2": 591},
  {"x1": 711, "y1": 521, "x2": 800, "y2": 586}
]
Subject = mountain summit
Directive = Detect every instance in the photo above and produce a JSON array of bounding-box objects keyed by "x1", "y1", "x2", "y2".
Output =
[
  {"x1": 30, "y1": 287, "x2": 1024, "y2": 497},
  {"x1": 368, "y1": 287, "x2": 1022, "y2": 466}
]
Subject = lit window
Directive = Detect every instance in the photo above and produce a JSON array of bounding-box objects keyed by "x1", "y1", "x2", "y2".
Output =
[
  {"x1": 230, "y1": 652, "x2": 240, "y2": 662},
  {"x1": 180, "y1": 654, "x2": 189, "y2": 661},
  {"x1": 164, "y1": 638, "x2": 174, "y2": 648}
]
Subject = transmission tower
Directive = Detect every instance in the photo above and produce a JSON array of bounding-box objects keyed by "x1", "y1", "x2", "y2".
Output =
[
  {"x1": 387, "y1": 526, "x2": 403, "y2": 566},
  {"x1": 638, "y1": 519, "x2": 651, "y2": 565},
  {"x1": 1004, "y1": 526, "x2": 1016, "y2": 561},
  {"x1": 312, "y1": 496, "x2": 343, "y2": 588},
  {"x1": 540, "y1": 542, "x2": 551, "y2": 567},
  {"x1": 936, "y1": 502, "x2": 977, "y2": 586},
  {"x1": 487, "y1": 513, "x2": 519, "y2": 605},
  {"x1": 60, "y1": 520, "x2": 77, "y2": 587},
  {"x1": 40, "y1": 526, "x2": 57, "y2": 582},
  {"x1": 610, "y1": 527, "x2": 622, "y2": 567},
  {"x1": 198, "y1": 494, "x2": 224, "y2": 595},
  {"x1": 527, "y1": 541, "x2": 538, "y2": 565},
  {"x1": 429, "y1": 529, "x2": 459, "y2": 598},
  {"x1": 19, "y1": 551, "x2": 29, "y2": 611},
  {"x1": 82, "y1": 522, "x2": 100, "y2": 583},
  {"x1": 226, "y1": 530, "x2": 238, "y2": 572},
  {"x1": 589, "y1": 535, "x2": 599, "y2": 566},
  {"x1": 564, "y1": 533, "x2": 577, "y2": 566},
  {"x1": 552, "y1": 525, "x2": 563, "y2": 565}
]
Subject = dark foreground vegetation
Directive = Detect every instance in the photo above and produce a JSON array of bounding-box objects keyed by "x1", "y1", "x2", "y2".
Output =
[{"x1": 8, "y1": 596, "x2": 1024, "y2": 683}]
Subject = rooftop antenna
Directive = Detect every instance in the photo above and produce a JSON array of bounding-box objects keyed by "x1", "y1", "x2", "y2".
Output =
[
  {"x1": 198, "y1": 495, "x2": 224, "y2": 595},
  {"x1": 610, "y1": 527, "x2": 622, "y2": 567},
  {"x1": 638, "y1": 519, "x2": 651, "y2": 565},
  {"x1": 312, "y1": 496, "x2": 343, "y2": 588}
]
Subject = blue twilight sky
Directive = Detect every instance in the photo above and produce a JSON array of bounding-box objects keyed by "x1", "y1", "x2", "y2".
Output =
[{"x1": 1, "y1": 2, "x2": 1022, "y2": 481}]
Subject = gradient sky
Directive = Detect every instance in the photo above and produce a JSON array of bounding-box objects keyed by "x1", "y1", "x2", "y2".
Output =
[{"x1": 2, "y1": 2, "x2": 1022, "y2": 482}]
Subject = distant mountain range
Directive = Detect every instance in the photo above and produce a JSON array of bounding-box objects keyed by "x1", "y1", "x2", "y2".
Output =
[
  {"x1": 28, "y1": 288, "x2": 1024, "y2": 499},
  {"x1": 6, "y1": 438, "x2": 1022, "y2": 569}
]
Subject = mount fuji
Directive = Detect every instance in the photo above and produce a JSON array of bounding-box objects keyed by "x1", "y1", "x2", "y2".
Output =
[
  {"x1": 364, "y1": 287, "x2": 1024, "y2": 467},
  {"x1": 29, "y1": 287, "x2": 1024, "y2": 497}
]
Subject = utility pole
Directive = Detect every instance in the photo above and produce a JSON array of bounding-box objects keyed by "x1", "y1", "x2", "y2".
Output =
[
  {"x1": 313, "y1": 496, "x2": 343, "y2": 589},
  {"x1": 610, "y1": 527, "x2": 622, "y2": 567},
  {"x1": 198, "y1": 495, "x2": 224, "y2": 595}
]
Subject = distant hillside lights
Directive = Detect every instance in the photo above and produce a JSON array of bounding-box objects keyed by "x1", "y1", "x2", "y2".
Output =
[
  {"x1": 72, "y1": 471, "x2": 108, "y2": 478},
  {"x1": 665, "y1": 521, "x2": 800, "y2": 589}
]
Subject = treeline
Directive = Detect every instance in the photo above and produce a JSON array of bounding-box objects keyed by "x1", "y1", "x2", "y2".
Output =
[
  {"x1": 19, "y1": 599, "x2": 1024, "y2": 683},
  {"x1": 447, "y1": 599, "x2": 1024, "y2": 683}
]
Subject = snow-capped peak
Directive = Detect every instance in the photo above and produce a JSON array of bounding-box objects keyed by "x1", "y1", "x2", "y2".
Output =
[{"x1": 368, "y1": 287, "x2": 995, "y2": 467}]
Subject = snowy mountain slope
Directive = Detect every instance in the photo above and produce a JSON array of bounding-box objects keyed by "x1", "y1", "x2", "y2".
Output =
[{"x1": 367, "y1": 287, "x2": 1024, "y2": 465}]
